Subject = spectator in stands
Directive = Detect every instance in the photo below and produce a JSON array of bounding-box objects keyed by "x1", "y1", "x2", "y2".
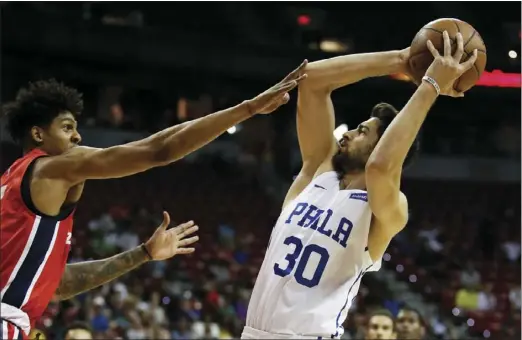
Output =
[
  {"x1": 171, "y1": 317, "x2": 194, "y2": 339},
  {"x1": 395, "y1": 307, "x2": 426, "y2": 340},
  {"x1": 365, "y1": 309, "x2": 396, "y2": 340},
  {"x1": 460, "y1": 261, "x2": 481, "y2": 288},
  {"x1": 63, "y1": 322, "x2": 93, "y2": 340},
  {"x1": 509, "y1": 283, "x2": 521, "y2": 310}
]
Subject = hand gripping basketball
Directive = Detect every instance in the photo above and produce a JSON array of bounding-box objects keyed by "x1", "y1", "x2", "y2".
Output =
[{"x1": 424, "y1": 31, "x2": 478, "y2": 97}]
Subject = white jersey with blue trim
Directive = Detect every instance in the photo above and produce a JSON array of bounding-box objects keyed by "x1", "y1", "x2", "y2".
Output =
[{"x1": 245, "y1": 171, "x2": 382, "y2": 338}]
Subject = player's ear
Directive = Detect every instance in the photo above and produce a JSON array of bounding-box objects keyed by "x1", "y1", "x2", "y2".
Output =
[{"x1": 30, "y1": 126, "x2": 44, "y2": 145}]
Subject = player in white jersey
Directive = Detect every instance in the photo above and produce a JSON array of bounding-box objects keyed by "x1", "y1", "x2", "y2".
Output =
[{"x1": 243, "y1": 32, "x2": 477, "y2": 339}]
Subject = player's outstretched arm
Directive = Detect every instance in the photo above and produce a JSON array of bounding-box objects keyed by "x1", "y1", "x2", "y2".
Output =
[
  {"x1": 295, "y1": 49, "x2": 411, "y2": 166},
  {"x1": 366, "y1": 32, "x2": 476, "y2": 257},
  {"x1": 55, "y1": 212, "x2": 198, "y2": 300},
  {"x1": 36, "y1": 63, "x2": 307, "y2": 186},
  {"x1": 282, "y1": 51, "x2": 411, "y2": 208},
  {"x1": 302, "y1": 48, "x2": 410, "y2": 93}
]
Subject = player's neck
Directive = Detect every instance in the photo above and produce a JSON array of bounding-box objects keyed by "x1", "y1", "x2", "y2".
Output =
[{"x1": 340, "y1": 173, "x2": 366, "y2": 191}]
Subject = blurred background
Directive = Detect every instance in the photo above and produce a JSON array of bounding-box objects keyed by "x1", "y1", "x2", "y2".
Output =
[{"x1": 1, "y1": 2, "x2": 520, "y2": 340}]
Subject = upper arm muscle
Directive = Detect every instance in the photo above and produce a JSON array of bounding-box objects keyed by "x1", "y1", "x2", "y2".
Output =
[
  {"x1": 296, "y1": 86, "x2": 337, "y2": 169},
  {"x1": 283, "y1": 87, "x2": 339, "y2": 209},
  {"x1": 365, "y1": 166, "x2": 408, "y2": 229},
  {"x1": 36, "y1": 144, "x2": 160, "y2": 185},
  {"x1": 365, "y1": 168, "x2": 408, "y2": 262}
]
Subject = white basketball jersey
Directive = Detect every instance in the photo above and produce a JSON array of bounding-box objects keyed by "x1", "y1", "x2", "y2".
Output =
[{"x1": 246, "y1": 171, "x2": 382, "y2": 338}]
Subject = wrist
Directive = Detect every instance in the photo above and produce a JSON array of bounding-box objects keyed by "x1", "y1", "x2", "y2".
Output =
[
  {"x1": 396, "y1": 48, "x2": 411, "y2": 74},
  {"x1": 417, "y1": 81, "x2": 440, "y2": 99},
  {"x1": 140, "y1": 243, "x2": 153, "y2": 261},
  {"x1": 240, "y1": 100, "x2": 257, "y2": 117},
  {"x1": 421, "y1": 76, "x2": 441, "y2": 96}
]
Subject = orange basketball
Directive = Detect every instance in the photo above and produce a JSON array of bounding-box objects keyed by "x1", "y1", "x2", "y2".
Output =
[{"x1": 409, "y1": 18, "x2": 487, "y2": 92}]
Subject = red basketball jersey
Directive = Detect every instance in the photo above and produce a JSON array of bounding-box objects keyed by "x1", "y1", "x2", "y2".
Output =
[{"x1": 1, "y1": 148, "x2": 75, "y2": 329}]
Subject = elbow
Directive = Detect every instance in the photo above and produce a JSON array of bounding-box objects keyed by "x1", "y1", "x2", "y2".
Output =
[
  {"x1": 151, "y1": 139, "x2": 185, "y2": 166},
  {"x1": 298, "y1": 65, "x2": 334, "y2": 94},
  {"x1": 365, "y1": 158, "x2": 390, "y2": 175}
]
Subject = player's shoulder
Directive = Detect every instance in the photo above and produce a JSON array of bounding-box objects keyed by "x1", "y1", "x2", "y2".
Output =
[{"x1": 34, "y1": 146, "x2": 99, "y2": 177}]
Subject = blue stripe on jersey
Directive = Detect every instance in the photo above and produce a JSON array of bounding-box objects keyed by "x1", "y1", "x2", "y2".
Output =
[
  {"x1": 331, "y1": 264, "x2": 373, "y2": 338},
  {"x1": 2, "y1": 217, "x2": 58, "y2": 308}
]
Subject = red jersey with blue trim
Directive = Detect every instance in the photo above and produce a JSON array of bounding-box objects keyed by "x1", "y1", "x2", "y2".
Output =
[{"x1": 1, "y1": 148, "x2": 75, "y2": 328}]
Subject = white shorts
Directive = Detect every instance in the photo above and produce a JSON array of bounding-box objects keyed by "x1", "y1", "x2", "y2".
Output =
[{"x1": 241, "y1": 326, "x2": 332, "y2": 339}]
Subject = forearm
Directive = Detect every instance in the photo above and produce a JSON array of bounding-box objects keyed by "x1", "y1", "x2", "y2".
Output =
[
  {"x1": 147, "y1": 102, "x2": 251, "y2": 163},
  {"x1": 367, "y1": 82, "x2": 438, "y2": 171},
  {"x1": 56, "y1": 246, "x2": 150, "y2": 300},
  {"x1": 303, "y1": 49, "x2": 408, "y2": 92}
]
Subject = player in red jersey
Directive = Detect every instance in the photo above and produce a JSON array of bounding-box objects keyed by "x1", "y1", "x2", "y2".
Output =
[{"x1": 0, "y1": 64, "x2": 307, "y2": 339}]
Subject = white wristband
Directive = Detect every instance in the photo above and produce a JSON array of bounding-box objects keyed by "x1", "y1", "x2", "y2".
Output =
[{"x1": 422, "y1": 76, "x2": 440, "y2": 96}]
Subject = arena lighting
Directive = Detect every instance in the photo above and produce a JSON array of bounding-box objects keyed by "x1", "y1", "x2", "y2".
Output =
[
  {"x1": 320, "y1": 39, "x2": 348, "y2": 53},
  {"x1": 390, "y1": 70, "x2": 522, "y2": 88},
  {"x1": 227, "y1": 126, "x2": 237, "y2": 135},
  {"x1": 297, "y1": 14, "x2": 311, "y2": 26},
  {"x1": 483, "y1": 330, "x2": 491, "y2": 338},
  {"x1": 508, "y1": 50, "x2": 518, "y2": 59},
  {"x1": 333, "y1": 124, "x2": 348, "y2": 140}
]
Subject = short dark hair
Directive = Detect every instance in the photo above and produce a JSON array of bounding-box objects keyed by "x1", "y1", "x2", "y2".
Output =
[
  {"x1": 63, "y1": 321, "x2": 92, "y2": 338},
  {"x1": 371, "y1": 102, "x2": 420, "y2": 168},
  {"x1": 367, "y1": 308, "x2": 395, "y2": 331},
  {"x1": 3, "y1": 79, "x2": 83, "y2": 145},
  {"x1": 398, "y1": 305, "x2": 426, "y2": 328}
]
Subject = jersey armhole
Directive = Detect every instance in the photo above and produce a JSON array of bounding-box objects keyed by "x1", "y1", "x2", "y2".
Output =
[
  {"x1": 21, "y1": 156, "x2": 75, "y2": 221},
  {"x1": 363, "y1": 247, "x2": 382, "y2": 272}
]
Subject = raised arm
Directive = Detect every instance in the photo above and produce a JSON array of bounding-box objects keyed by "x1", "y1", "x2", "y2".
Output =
[
  {"x1": 365, "y1": 32, "x2": 477, "y2": 255},
  {"x1": 37, "y1": 65, "x2": 306, "y2": 186},
  {"x1": 283, "y1": 50, "x2": 409, "y2": 208},
  {"x1": 56, "y1": 213, "x2": 198, "y2": 300}
]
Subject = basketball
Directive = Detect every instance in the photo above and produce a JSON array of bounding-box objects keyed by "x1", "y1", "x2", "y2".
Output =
[{"x1": 409, "y1": 18, "x2": 487, "y2": 92}]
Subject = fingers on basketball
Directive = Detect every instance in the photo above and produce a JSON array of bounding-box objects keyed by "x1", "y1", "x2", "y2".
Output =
[
  {"x1": 426, "y1": 40, "x2": 440, "y2": 58},
  {"x1": 461, "y1": 49, "x2": 478, "y2": 72},
  {"x1": 453, "y1": 33, "x2": 464, "y2": 62},
  {"x1": 443, "y1": 31, "x2": 452, "y2": 57}
]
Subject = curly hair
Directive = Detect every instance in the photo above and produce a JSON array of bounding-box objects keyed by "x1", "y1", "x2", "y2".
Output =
[
  {"x1": 3, "y1": 79, "x2": 83, "y2": 145},
  {"x1": 371, "y1": 102, "x2": 421, "y2": 168}
]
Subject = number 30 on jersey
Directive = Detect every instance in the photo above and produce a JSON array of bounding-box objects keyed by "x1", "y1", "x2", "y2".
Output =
[{"x1": 273, "y1": 236, "x2": 330, "y2": 288}]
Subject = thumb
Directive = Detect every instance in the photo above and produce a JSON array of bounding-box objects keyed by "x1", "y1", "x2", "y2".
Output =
[{"x1": 159, "y1": 211, "x2": 170, "y2": 231}]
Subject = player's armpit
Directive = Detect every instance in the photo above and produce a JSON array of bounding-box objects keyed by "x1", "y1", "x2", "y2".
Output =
[
  {"x1": 55, "y1": 246, "x2": 150, "y2": 300},
  {"x1": 282, "y1": 163, "x2": 316, "y2": 209}
]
